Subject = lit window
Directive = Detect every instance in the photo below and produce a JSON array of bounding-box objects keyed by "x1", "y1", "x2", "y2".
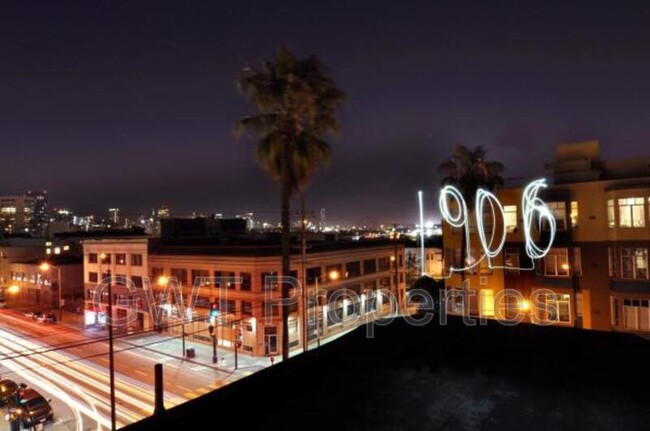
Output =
[
  {"x1": 620, "y1": 248, "x2": 648, "y2": 280},
  {"x1": 503, "y1": 205, "x2": 517, "y2": 233},
  {"x1": 545, "y1": 293, "x2": 571, "y2": 323},
  {"x1": 479, "y1": 289, "x2": 495, "y2": 317},
  {"x1": 618, "y1": 197, "x2": 645, "y2": 228},
  {"x1": 544, "y1": 248, "x2": 569, "y2": 277},
  {"x1": 54, "y1": 247, "x2": 61, "y2": 255},
  {"x1": 623, "y1": 298, "x2": 650, "y2": 331},
  {"x1": 607, "y1": 199, "x2": 615, "y2": 228},
  {"x1": 570, "y1": 201, "x2": 578, "y2": 228}
]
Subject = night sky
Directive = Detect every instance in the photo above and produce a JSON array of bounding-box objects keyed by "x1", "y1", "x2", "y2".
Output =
[{"x1": 2, "y1": 0, "x2": 650, "y2": 226}]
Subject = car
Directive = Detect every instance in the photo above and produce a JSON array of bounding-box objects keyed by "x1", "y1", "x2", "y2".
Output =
[
  {"x1": 0, "y1": 379, "x2": 18, "y2": 405},
  {"x1": 9, "y1": 387, "x2": 54, "y2": 427},
  {"x1": 35, "y1": 313, "x2": 56, "y2": 323},
  {"x1": 25, "y1": 311, "x2": 43, "y2": 320}
]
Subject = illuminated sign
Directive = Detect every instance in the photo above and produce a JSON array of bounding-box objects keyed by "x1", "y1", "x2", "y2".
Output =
[{"x1": 435, "y1": 178, "x2": 555, "y2": 275}]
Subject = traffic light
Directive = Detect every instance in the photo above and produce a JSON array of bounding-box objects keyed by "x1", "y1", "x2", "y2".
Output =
[
  {"x1": 210, "y1": 302, "x2": 219, "y2": 318},
  {"x1": 16, "y1": 387, "x2": 26, "y2": 405}
]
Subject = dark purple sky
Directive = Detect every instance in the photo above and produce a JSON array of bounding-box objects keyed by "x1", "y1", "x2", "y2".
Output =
[{"x1": 2, "y1": 0, "x2": 650, "y2": 226}]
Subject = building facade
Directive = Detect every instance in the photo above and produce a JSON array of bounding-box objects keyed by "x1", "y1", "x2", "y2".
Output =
[
  {"x1": 82, "y1": 238, "x2": 406, "y2": 356},
  {"x1": 443, "y1": 140, "x2": 650, "y2": 334}
]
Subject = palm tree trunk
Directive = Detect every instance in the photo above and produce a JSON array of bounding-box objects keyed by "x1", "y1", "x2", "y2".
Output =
[{"x1": 280, "y1": 146, "x2": 292, "y2": 360}]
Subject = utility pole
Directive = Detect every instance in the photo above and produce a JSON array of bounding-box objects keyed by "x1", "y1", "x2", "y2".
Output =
[
  {"x1": 153, "y1": 363, "x2": 165, "y2": 415},
  {"x1": 181, "y1": 321, "x2": 186, "y2": 357},
  {"x1": 393, "y1": 223, "x2": 401, "y2": 313},
  {"x1": 209, "y1": 325, "x2": 217, "y2": 363},
  {"x1": 107, "y1": 269, "x2": 117, "y2": 431},
  {"x1": 233, "y1": 322, "x2": 239, "y2": 370},
  {"x1": 300, "y1": 196, "x2": 308, "y2": 353}
]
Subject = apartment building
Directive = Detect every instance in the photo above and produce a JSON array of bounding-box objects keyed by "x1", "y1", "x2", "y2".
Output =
[
  {"x1": 82, "y1": 238, "x2": 406, "y2": 356},
  {"x1": 443, "y1": 140, "x2": 650, "y2": 334}
]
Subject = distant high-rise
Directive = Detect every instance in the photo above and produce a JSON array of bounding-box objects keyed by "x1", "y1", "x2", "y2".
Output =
[
  {"x1": 0, "y1": 195, "x2": 34, "y2": 234},
  {"x1": 25, "y1": 190, "x2": 48, "y2": 235},
  {"x1": 108, "y1": 208, "x2": 120, "y2": 225},
  {"x1": 157, "y1": 205, "x2": 170, "y2": 219},
  {"x1": 319, "y1": 208, "x2": 326, "y2": 231}
]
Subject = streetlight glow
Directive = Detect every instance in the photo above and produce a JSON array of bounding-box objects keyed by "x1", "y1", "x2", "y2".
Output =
[
  {"x1": 157, "y1": 276, "x2": 169, "y2": 287},
  {"x1": 328, "y1": 270, "x2": 340, "y2": 281},
  {"x1": 39, "y1": 262, "x2": 50, "y2": 271}
]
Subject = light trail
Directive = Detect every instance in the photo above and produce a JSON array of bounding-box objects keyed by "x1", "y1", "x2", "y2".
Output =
[{"x1": 0, "y1": 325, "x2": 187, "y2": 430}]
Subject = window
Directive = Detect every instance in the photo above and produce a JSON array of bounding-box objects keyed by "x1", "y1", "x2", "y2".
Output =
[
  {"x1": 611, "y1": 297, "x2": 619, "y2": 326},
  {"x1": 132, "y1": 276, "x2": 144, "y2": 288},
  {"x1": 546, "y1": 294, "x2": 571, "y2": 323},
  {"x1": 544, "y1": 248, "x2": 569, "y2": 277},
  {"x1": 623, "y1": 298, "x2": 650, "y2": 331},
  {"x1": 377, "y1": 257, "x2": 390, "y2": 272},
  {"x1": 504, "y1": 247, "x2": 520, "y2": 275},
  {"x1": 102, "y1": 254, "x2": 112, "y2": 264},
  {"x1": 608, "y1": 247, "x2": 615, "y2": 277},
  {"x1": 573, "y1": 247, "x2": 582, "y2": 276},
  {"x1": 242, "y1": 301, "x2": 253, "y2": 316},
  {"x1": 240, "y1": 272, "x2": 251, "y2": 291},
  {"x1": 480, "y1": 289, "x2": 494, "y2": 317},
  {"x1": 618, "y1": 197, "x2": 645, "y2": 228},
  {"x1": 88, "y1": 272, "x2": 98, "y2": 283},
  {"x1": 547, "y1": 202, "x2": 566, "y2": 230},
  {"x1": 131, "y1": 254, "x2": 143, "y2": 266},
  {"x1": 504, "y1": 205, "x2": 517, "y2": 232},
  {"x1": 88, "y1": 253, "x2": 98, "y2": 264},
  {"x1": 607, "y1": 199, "x2": 615, "y2": 228},
  {"x1": 170, "y1": 268, "x2": 188, "y2": 286},
  {"x1": 363, "y1": 259, "x2": 376, "y2": 274},
  {"x1": 261, "y1": 272, "x2": 278, "y2": 291},
  {"x1": 115, "y1": 253, "x2": 126, "y2": 265},
  {"x1": 306, "y1": 267, "x2": 321, "y2": 284},
  {"x1": 570, "y1": 201, "x2": 578, "y2": 228},
  {"x1": 191, "y1": 269, "x2": 211, "y2": 287},
  {"x1": 345, "y1": 261, "x2": 361, "y2": 278},
  {"x1": 151, "y1": 267, "x2": 164, "y2": 281},
  {"x1": 620, "y1": 248, "x2": 648, "y2": 280}
]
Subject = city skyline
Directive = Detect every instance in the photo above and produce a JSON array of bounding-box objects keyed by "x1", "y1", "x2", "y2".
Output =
[{"x1": 3, "y1": 1, "x2": 650, "y2": 223}]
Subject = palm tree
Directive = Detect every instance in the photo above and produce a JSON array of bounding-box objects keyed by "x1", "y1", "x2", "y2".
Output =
[
  {"x1": 438, "y1": 144, "x2": 504, "y2": 286},
  {"x1": 235, "y1": 47, "x2": 344, "y2": 359}
]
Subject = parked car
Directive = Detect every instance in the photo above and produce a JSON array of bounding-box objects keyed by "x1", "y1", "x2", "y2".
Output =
[
  {"x1": 9, "y1": 387, "x2": 54, "y2": 427},
  {"x1": 0, "y1": 379, "x2": 18, "y2": 405},
  {"x1": 35, "y1": 313, "x2": 56, "y2": 324}
]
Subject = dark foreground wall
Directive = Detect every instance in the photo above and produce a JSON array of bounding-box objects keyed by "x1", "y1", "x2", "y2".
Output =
[{"x1": 124, "y1": 317, "x2": 650, "y2": 431}]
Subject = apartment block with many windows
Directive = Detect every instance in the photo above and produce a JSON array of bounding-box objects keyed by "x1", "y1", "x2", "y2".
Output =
[{"x1": 443, "y1": 140, "x2": 650, "y2": 333}]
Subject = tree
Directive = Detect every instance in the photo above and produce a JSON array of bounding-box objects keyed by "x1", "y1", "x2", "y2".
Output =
[
  {"x1": 235, "y1": 47, "x2": 344, "y2": 359},
  {"x1": 438, "y1": 144, "x2": 504, "y2": 288}
]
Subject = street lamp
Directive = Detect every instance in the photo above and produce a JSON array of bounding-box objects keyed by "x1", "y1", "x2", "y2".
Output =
[
  {"x1": 39, "y1": 262, "x2": 63, "y2": 322},
  {"x1": 312, "y1": 269, "x2": 340, "y2": 348}
]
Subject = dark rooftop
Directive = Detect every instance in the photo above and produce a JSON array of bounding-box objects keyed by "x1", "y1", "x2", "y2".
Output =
[
  {"x1": 123, "y1": 316, "x2": 650, "y2": 431},
  {"x1": 12, "y1": 255, "x2": 83, "y2": 266},
  {"x1": 151, "y1": 239, "x2": 402, "y2": 257}
]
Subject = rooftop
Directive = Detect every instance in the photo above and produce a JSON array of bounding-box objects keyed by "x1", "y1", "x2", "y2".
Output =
[{"x1": 124, "y1": 316, "x2": 650, "y2": 431}]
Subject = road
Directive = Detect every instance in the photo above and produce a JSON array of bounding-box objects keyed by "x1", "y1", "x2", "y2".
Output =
[{"x1": 0, "y1": 310, "x2": 270, "y2": 430}]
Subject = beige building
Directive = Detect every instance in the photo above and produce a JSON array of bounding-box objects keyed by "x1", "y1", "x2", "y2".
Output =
[
  {"x1": 82, "y1": 238, "x2": 406, "y2": 356},
  {"x1": 443, "y1": 140, "x2": 650, "y2": 333}
]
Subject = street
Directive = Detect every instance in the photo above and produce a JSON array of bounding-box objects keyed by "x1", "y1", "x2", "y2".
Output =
[{"x1": 0, "y1": 310, "x2": 272, "y2": 430}]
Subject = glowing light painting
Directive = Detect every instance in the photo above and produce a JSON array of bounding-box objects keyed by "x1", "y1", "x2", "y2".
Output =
[{"x1": 434, "y1": 178, "x2": 555, "y2": 277}]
